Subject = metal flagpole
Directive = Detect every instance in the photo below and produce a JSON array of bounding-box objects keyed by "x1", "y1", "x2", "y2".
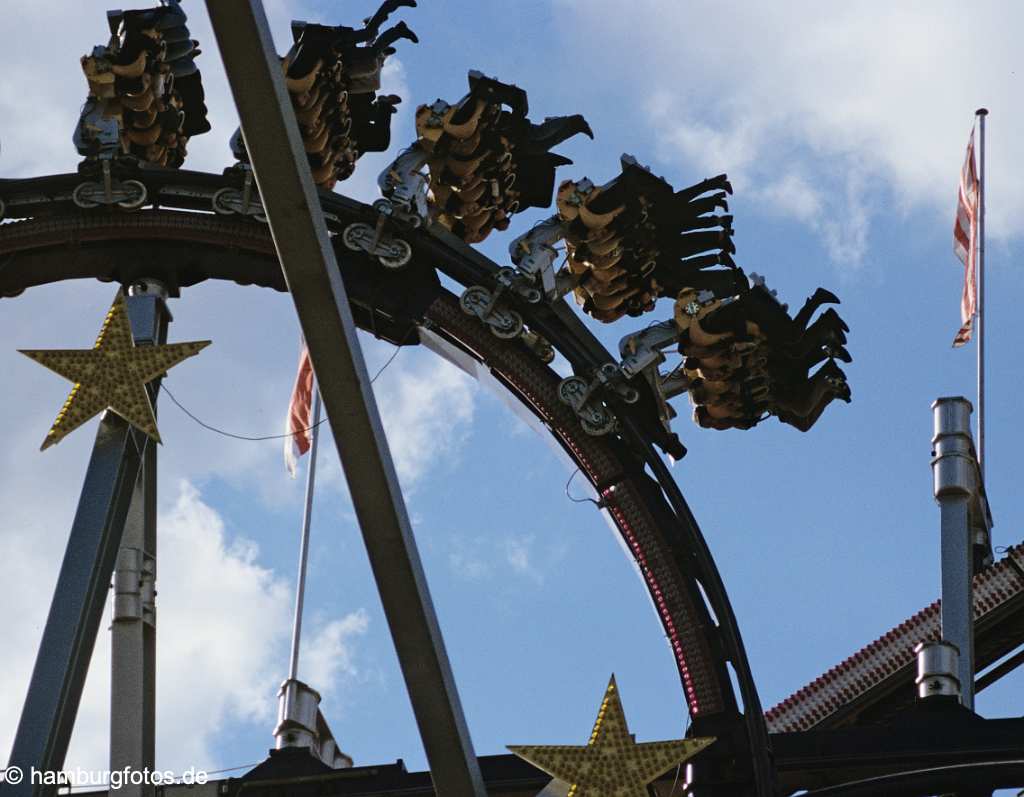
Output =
[
  {"x1": 288, "y1": 385, "x2": 321, "y2": 681},
  {"x1": 976, "y1": 108, "x2": 987, "y2": 481},
  {"x1": 273, "y1": 385, "x2": 324, "y2": 752},
  {"x1": 209, "y1": 5, "x2": 487, "y2": 788}
]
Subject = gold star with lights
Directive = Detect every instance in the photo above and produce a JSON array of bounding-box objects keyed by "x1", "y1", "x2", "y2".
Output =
[
  {"x1": 508, "y1": 676, "x2": 715, "y2": 797},
  {"x1": 19, "y1": 292, "x2": 210, "y2": 450}
]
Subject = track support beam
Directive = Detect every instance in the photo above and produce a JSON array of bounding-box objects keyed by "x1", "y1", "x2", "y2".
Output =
[
  {"x1": 110, "y1": 285, "x2": 169, "y2": 797},
  {"x1": 2, "y1": 296, "x2": 161, "y2": 797},
  {"x1": 203, "y1": 4, "x2": 486, "y2": 796}
]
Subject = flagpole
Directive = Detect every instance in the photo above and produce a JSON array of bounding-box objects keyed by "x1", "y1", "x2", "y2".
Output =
[
  {"x1": 288, "y1": 384, "x2": 322, "y2": 681},
  {"x1": 976, "y1": 108, "x2": 987, "y2": 481}
]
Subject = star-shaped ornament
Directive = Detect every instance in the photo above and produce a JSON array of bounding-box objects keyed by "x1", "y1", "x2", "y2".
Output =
[
  {"x1": 20, "y1": 292, "x2": 210, "y2": 450},
  {"x1": 509, "y1": 676, "x2": 714, "y2": 797}
]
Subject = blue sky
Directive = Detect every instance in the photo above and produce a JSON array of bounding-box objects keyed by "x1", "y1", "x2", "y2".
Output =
[{"x1": 1, "y1": 0, "x2": 1022, "y2": 786}]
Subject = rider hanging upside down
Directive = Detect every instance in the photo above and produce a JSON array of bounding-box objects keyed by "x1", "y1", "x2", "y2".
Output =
[
  {"x1": 229, "y1": 0, "x2": 419, "y2": 189},
  {"x1": 555, "y1": 158, "x2": 738, "y2": 323},
  {"x1": 673, "y1": 284, "x2": 852, "y2": 432}
]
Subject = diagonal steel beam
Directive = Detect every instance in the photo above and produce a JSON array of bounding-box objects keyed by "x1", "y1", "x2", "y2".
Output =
[
  {"x1": 202, "y1": 4, "x2": 486, "y2": 795},
  {"x1": 2, "y1": 294, "x2": 164, "y2": 797}
]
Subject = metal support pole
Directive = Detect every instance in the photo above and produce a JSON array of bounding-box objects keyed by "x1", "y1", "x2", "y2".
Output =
[
  {"x1": 109, "y1": 283, "x2": 169, "y2": 797},
  {"x1": 274, "y1": 387, "x2": 322, "y2": 751},
  {"x1": 932, "y1": 397, "x2": 977, "y2": 708},
  {"x1": 2, "y1": 294, "x2": 160, "y2": 797},
  {"x1": 975, "y1": 108, "x2": 987, "y2": 481},
  {"x1": 204, "y1": 4, "x2": 486, "y2": 795},
  {"x1": 288, "y1": 387, "x2": 321, "y2": 683}
]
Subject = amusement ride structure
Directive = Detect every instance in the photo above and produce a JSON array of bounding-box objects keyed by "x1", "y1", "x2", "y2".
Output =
[{"x1": 0, "y1": 2, "x2": 1020, "y2": 796}]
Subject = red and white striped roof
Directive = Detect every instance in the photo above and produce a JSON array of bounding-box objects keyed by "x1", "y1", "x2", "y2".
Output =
[{"x1": 765, "y1": 545, "x2": 1024, "y2": 733}]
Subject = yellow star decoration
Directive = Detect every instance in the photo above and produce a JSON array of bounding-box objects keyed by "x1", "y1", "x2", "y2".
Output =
[
  {"x1": 19, "y1": 292, "x2": 210, "y2": 450},
  {"x1": 508, "y1": 676, "x2": 715, "y2": 797}
]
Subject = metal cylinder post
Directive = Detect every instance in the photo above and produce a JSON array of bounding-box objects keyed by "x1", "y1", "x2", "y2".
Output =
[
  {"x1": 931, "y1": 397, "x2": 977, "y2": 708},
  {"x1": 110, "y1": 280, "x2": 170, "y2": 797},
  {"x1": 273, "y1": 679, "x2": 321, "y2": 750},
  {"x1": 915, "y1": 641, "x2": 961, "y2": 700}
]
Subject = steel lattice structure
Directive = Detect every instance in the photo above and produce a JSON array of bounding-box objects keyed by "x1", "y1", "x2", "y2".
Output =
[{"x1": 2, "y1": 2, "x2": 1022, "y2": 797}]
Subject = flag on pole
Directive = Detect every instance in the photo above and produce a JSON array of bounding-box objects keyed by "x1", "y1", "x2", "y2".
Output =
[
  {"x1": 284, "y1": 344, "x2": 313, "y2": 477},
  {"x1": 952, "y1": 128, "x2": 980, "y2": 347}
]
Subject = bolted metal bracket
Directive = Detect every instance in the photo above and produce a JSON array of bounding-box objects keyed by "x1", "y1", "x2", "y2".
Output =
[
  {"x1": 372, "y1": 196, "x2": 425, "y2": 230},
  {"x1": 112, "y1": 547, "x2": 156, "y2": 628},
  {"x1": 558, "y1": 363, "x2": 639, "y2": 437},
  {"x1": 508, "y1": 215, "x2": 572, "y2": 301},
  {"x1": 618, "y1": 319, "x2": 688, "y2": 432},
  {"x1": 459, "y1": 280, "x2": 553, "y2": 363},
  {"x1": 377, "y1": 146, "x2": 431, "y2": 224},
  {"x1": 619, "y1": 320, "x2": 679, "y2": 380},
  {"x1": 495, "y1": 267, "x2": 542, "y2": 304}
]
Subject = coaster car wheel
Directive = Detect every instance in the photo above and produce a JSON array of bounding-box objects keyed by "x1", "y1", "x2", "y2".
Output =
[
  {"x1": 378, "y1": 237, "x2": 413, "y2": 269},
  {"x1": 211, "y1": 186, "x2": 267, "y2": 222},
  {"x1": 343, "y1": 221, "x2": 413, "y2": 269},
  {"x1": 72, "y1": 178, "x2": 148, "y2": 210},
  {"x1": 116, "y1": 180, "x2": 149, "y2": 210},
  {"x1": 558, "y1": 375, "x2": 617, "y2": 435},
  {"x1": 459, "y1": 285, "x2": 524, "y2": 339}
]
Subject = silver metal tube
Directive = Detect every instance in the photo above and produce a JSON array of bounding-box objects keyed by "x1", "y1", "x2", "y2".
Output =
[
  {"x1": 274, "y1": 678, "x2": 321, "y2": 750},
  {"x1": 288, "y1": 387, "x2": 321, "y2": 682},
  {"x1": 940, "y1": 496, "x2": 974, "y2": 708},
  {"x1": 976, "y1": 108, "x2": 987, "y2": 481},
  {"x1": 932, "y1": 396, "x2": 977, "y2": 708},
  {"x1": 915, "y1": 641, "x2": 961, "y2": 700}
]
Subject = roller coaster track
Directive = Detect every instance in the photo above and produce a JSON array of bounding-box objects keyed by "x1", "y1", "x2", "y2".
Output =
[{"x1": 0, "y1": 169, "x2": 774, "y2": 795}]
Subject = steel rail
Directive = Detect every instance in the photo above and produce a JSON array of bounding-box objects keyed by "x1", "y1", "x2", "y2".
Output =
[{"x1": 0, "y1": 185, "x2": 769, "y2": 793}]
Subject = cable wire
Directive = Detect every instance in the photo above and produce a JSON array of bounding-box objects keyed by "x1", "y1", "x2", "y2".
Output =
[
  {"x1": 161, "y1": 382, "x2": 328, "y2": 442},
  {"x1": 565, "y1": 467, "x2": 602, "y2": 508},
  {"x1": 161, "y1": 339, "x2": 406, "y2": 442}
]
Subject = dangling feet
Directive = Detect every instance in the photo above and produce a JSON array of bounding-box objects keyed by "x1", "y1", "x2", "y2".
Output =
[
  {"x1": 794, "y1": 286, "x2": 840, "y2": 328},
  {"x1": 374, "y1": 20, "x2": 419, "y2": 50},
  {"x1": 819, "y1": 307, "x2": 849, "y2": 333}
]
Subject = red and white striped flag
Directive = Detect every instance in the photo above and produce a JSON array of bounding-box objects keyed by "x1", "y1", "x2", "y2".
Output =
[
  {"x1": 284, "y1": 344, "x2": 314, "y2": 477},
  {"x1": 952, "y1": 128, "x2": 980, "y2": 347}
]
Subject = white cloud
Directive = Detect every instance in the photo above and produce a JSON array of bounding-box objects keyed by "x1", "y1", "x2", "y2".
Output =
[
  {"x1": 503, "y1": 535, "x2": 544, "y2": 585},
  {"x1": 0, "y1": 476, "x2": 376, "y2": 773},
  {"x1": 372, "y1": 350, "x2": 477, "y2": 490},
  {"x1": 557, "y1": 0, "x2": 1024, "y2": 264},
  {"x1": 301, "y1": 610, "x2": 371, "y2": 699},
  {"x1": 449, "y1": 548, "x2": 492, "y2": 581},
  {"x1": 152, "y1": 481, "x2": 294, "y2": 769},
  {"x1": 753, "y1": 172, "x2": 823, "y2": 225},
  {"x1": 448, "y1": 532, "x2": 565, "y2": 586},
  {"x1": 0, "y1": 477, "x2": 297, "y2": 773}
]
